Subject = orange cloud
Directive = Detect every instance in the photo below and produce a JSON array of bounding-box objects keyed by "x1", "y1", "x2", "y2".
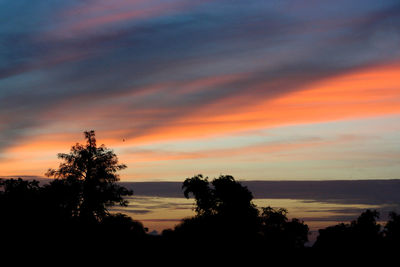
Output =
[
  {"x1": 124, "y1": 63, "x2": 400, "y2": 143},
  {"x1": 10, "y1": 64, "x2": 400, "y2": 148},
  {"x1": 38, "y1": 62, "x2": 400, "y2": 146},
  {"x1": 2, "y1": 63, "x2": 399, "y2": 178}
]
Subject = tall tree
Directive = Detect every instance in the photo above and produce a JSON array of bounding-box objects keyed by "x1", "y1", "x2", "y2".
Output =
[{"x1": 46, "y1": 130, "x2": 132, "y2": 222}]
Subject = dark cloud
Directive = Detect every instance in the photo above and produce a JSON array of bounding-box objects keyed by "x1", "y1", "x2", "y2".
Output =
[{"x1": 121, "y1": 180, "x2": 400, "y2": 206}]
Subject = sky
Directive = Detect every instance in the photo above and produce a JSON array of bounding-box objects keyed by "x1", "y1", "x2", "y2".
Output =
[{"x1": 0, "y1": 0, "x2": 399, "y2": 181}]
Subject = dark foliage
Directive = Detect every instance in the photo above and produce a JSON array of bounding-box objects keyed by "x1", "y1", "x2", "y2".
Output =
[
  {"x1": 313, "y1": 209, "x2": 383, "y2": 251},
  {"x1": 383, "y1": 211, "x2": 400, "y2": 251},
  {"x1": 164, "y1": 174, "x2": 309, "y2": 252},
  {"x1": 179, "y1": 175, "x2": 260, "y2": 243},
  {"x1": 259, "y1": 206, "x2": 309, "y2": 249}
]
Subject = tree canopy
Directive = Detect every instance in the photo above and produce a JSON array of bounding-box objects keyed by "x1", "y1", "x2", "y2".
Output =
[
  {"x1": 313, "y1": 209, "x2": 382, "y2": 250},
  {"x1": 182, "y1": 174, "x2": 258, "y2": 219},
  {"x1": 173, "y1": 174, "x2": 309, "y2": 249},
  {"x1": 46, "y1": 130, "x2": 132, "y2": 222}
]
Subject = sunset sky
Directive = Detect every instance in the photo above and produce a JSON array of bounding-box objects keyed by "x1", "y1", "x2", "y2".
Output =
[{"x1": 1, "y1": 0, "x2": 399, "y2": 181}]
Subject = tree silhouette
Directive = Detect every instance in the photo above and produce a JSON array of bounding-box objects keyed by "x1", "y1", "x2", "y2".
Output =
[
  {"x1": 182, "y1": 174, "x2": 215, "y2": 216},
  {"x1": 259, "y1": 206, "x2": 309, "y2": 249},
  {"x1": 46, "y1": 130, "x2": 132, "y2": 223},
  {"x1": 169, "y1": 174, "x2": 310, "y2": 251},
  {"x1": 313, "y1": 209, "x2": 382, "y2": 250},
  {"x1": 351, "y1": 209, "x2": 381, "y2": 245},
  {"x1": 182, "y1": 174, "x2": 259, "y2": 219},
  {"x1": 383, "y1": 211, "x2": 400, "y2": 249},
  {"x1": 1, "y1": 131, "x2": 144, "y2": 251},
  {"x1": 173, "y1": 174, "x2": 260, "y2": 246},
  {"x1": 0, "y1": 178, "x2": 42, "y2": 229}
]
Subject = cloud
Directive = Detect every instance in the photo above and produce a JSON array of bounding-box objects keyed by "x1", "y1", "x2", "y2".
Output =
[
  {"x1": 1, "y1": 0, "x2": 400, "y2": 179},
  {"x1": 120, "y1": 180, "x2": 400, "y2": 206},
  {"x1": 111, "y1": 208, "x2": 152, "y2": 215},
  {"x1": 121, "y1": 135, "x2": 355, "y2": 162}
]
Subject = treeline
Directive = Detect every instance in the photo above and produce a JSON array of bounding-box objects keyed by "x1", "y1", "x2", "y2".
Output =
[
  {"x1": 1, "y1": 131, "x2": 399, "y2": 256},
  {"x1": 1, "y1": 176, "x2": 399, "y2": 251}
]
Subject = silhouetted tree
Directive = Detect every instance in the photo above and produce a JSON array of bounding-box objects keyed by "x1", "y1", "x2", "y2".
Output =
[
  {"x1": 0, "y1": 178, "x2": 42, "y2": 229},
  {"x1": 171, "y1": 174, "x2": 260, "y2": 247},
  {"x1": 99, "y1": 213, "x2": 148, "y2": 244},
  {"x1": 259, "y1": 206, "x2": 309, "y2": 249},
  {"x1": 314, "y1": 209, "x2": 382, "y2": 250},
  {"x1": 46, "y1": 130, "x2": 133, "y2": 223},
  {"x1": 170, "y1": 174, "x2": 310, "y2": 251},
  {"x1": 351, "y1": 209, "x2": 381, "y2": 246},
  {"x1": 0, "y1": 131, "x2": 147, "y2": 251},
  {"x1": 383, "y1": 211, "x2": 400, "y2": 249},
  {"x1": 0, "y1": 178, "x2": 68, "y2": 247},
  {"x1": 182, "y1": 174, "x2": 215, "y2": 216},
  {"x1": 182, "y1": 174, "x2": 259, "y2": 219}
]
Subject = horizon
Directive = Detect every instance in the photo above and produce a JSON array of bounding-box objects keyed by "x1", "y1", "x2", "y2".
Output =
[
  {"x1": 3, "y1": 177, "x2": 399, "y2": 205},
  {"x1": 2, "y1": 175, "x2": 400, "y2": 183}
]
